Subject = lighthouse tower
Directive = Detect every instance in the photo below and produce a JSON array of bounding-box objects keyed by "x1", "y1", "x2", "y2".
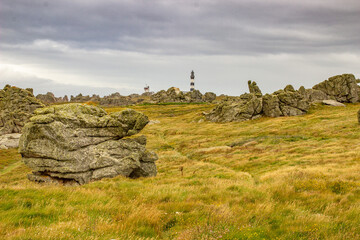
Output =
[{"x1": 190, "y1": 70, "x2": 195, "y2": 92}]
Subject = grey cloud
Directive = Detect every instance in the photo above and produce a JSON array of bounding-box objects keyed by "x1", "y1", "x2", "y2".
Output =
[{"x1": 1, "y1": 0, "x2": 360, "y2": 55}]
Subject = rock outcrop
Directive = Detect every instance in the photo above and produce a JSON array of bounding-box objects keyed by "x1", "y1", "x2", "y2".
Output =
[
  {"x1": 298, "y1": 86, "x2": 329, "y2": 103},
  {"x1": 262, "y1": 86, "x2": 310, "y2": 117},
  {"x1": 150, "y1": 87, "x2": 184, "y2": 103},
  {"x1": 19, "y1": 104, "x2": 158, "y2": 185},
  {"x1": 70, "y1": 94, "x2": 100, "y2": 103},
  {"x1": 206, "y1": 73, "x2": 360, "y2": 123},
  {"x1": 184, "y1": 90, "x2": 203, "y2": 103},
  {"x1": 150, "y1": 87, "x2": 216, "y2": 103},
  {"x1": 205, "y1": 93, "x2": 262, "y2": 122},
  {"x1": 100, "y1": 93, "x2": 135, "y2": 107},
  {"x1": 313, "y1": 74, "x2": 359, "y2": 103},
  {"x1": 0, "y1": 85, "x2": 44, "y2": 134}
]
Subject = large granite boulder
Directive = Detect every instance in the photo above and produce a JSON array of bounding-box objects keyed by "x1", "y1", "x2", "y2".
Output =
[
  {"x1": 313, "y1": 74, "x2": 359, "y2": 103},
  {"x1": 19, "y1": 104, "x2": 158, "y2": 185},
  {"x1": 0, "y1": 85, "x2": 45, "y2": 134},
  {"x1": 205, "y1": 93, "x2": 262, "y2": 122},
  {"x1": 262, "y1": 87, "x2": 310, "y2": 117}
]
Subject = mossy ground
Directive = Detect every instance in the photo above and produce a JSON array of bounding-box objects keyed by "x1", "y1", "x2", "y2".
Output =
[{"x1": 1, "y1": 103, "x2": 360, "y2": 239}]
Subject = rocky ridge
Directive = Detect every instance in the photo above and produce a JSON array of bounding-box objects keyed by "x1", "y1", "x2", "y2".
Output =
[{"x1": 206, "y1": 74, "x2": 359, "y2": 122}]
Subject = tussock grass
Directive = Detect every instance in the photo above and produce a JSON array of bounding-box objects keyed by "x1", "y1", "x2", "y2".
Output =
[{"x1": 1, "y1": 103, "x2": 360, "y2": 239}]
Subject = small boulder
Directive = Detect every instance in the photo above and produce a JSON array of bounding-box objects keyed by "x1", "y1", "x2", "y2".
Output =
[
  {"x1": 322, "y1": 100, "x2": 346, "y2": 107},
  {"x1": 0, "y1": 133, "x2": 21, "y2": 149}
]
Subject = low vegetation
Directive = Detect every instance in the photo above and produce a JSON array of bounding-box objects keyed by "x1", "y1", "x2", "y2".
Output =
[{"x1": 1, "y1": 103, "x2": 360, "y2": 239}]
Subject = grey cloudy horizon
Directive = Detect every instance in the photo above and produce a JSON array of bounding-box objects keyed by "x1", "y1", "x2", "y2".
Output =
[{"x1": 1, "y1": 0, "x2": 360, "y2": 97}]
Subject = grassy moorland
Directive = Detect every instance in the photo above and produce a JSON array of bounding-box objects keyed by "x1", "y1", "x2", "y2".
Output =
[{"x1": 0, "y1": 103, "x2": 360, "y2": 240}]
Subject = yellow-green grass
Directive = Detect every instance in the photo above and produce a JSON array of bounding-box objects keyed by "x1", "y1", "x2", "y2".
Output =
[{"x1": 1, "y1": 103, "x2": 360, "y2": 239}]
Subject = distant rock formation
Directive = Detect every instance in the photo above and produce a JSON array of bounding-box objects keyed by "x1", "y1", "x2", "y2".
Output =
[
  {"x1": 70, "y1": 94, "x2": 100, "y2": 103},
  {"x1": 206, "y1": 73, "x2": 359, "y2": 122},
  {"x1": 19, "y1": 104, "x2": 158, "y2": 185},
  {"x1": 36, "y1": 92, "x2": 69, "y2": 104},
  {"x1": 150, "y1": 87, "x2": 216, "y2": 103},
  {"x1": 100, "y1": 93, "x2": 135, "y2": 107},
  {"x1": 0, "y1": 85, "x2": 44, "y2": 134}
]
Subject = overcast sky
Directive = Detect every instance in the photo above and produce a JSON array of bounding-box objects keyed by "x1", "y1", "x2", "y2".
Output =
[{"x1": 1, "y1": 0, "x2": 360, "y2": 97}]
